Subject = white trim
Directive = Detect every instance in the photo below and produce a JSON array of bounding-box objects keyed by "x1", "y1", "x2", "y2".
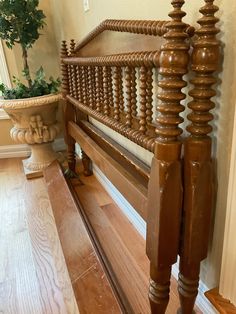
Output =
[
  {"x1": 0, "y1": 138, "x2": 66, "y2": 159},
  {"x1": 0, "y1": 109, "x2": 9, "y2": 120},
  {"x1": 0, "y1": 40, "x2": 11, "y2": 87},
  {"x1": 219, "y1": 107, "x2": 236, "y2": 305},
  {"x1": 93, "y1": 164, "x2": 146, "y2": 238},
  {"x1": 0, "y1": 40, "x2": 11, "y2": 119},
  {"x1": 93, "y1": 164, "x2": 217, "y2": 314}
]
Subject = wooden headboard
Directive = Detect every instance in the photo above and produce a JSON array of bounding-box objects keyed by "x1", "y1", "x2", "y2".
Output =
[{"x1": 60, "y1": 0, "x2": 220, "y2": 312}]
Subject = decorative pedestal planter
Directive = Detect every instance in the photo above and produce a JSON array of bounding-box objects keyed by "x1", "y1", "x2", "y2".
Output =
[{"x1": 0, "y1": 94, "x2": 62, "y2": 178}]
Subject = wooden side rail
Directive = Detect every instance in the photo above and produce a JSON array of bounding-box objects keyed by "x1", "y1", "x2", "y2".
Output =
[
  {"x1": 59, "y1": 0, "x2": 221, "y2": 313},
  {"x1": 68, "y1": 121, "x2": 148, "y2": 220},
  {"x1": 44, "y1": 162, "x2": 123, "y2": 313}
]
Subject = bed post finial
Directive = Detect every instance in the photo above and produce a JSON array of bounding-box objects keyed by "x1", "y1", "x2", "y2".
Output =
[
  {"x1": 70, "y1": 39, "x2": 76, "y2": 57},
  {"x1": 146, "y1": 0, "x2": 189, "y2": 313},
  {"x1": 187, "y1": 0, "x2": 219, "y2": 138},
  {"x1": 61, "y1": 41, "x2": 69, "y2": 98},
  {"x1": 178, "y1": 1, "x2": 220, "y2": 313}
]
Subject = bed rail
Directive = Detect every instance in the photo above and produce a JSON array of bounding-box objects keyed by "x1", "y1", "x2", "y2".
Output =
[{"x1": 60, "y1": 0, "x2": 220, "y2": 313}]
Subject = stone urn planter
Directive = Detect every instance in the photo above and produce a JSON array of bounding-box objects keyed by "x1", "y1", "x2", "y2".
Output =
[{"x1": 0, "y1": 93, "x2": 62, "y2": 178}]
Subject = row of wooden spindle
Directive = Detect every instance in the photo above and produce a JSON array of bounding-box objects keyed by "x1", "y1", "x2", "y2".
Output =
[{"x1": 67, "y1": 63, "x2": 156, "y2": 135}]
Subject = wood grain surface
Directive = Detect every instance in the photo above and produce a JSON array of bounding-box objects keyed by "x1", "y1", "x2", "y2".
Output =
[
  {"x1": 0, "y1": 158, "x2": 79, "y2": 314},
  {"x1": 71, "y1": 162, "x2": 202, "y2": 314},
  {"x1": 205, "y1": 288, "x2": 236, "y2": 314},
  {"x1": 44, "y1": 161, "x2": 122, "y2": 314}
]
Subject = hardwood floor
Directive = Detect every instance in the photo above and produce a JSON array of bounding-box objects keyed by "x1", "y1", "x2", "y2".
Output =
[
  {"x1": 0, "y1": 158, "x2": 79, "y2": 314},
  {"x1": 205, "y1": 288, "x2": 236, "y2": 313},
  {"x1": 0, "y1": 157, "x2": 202, "y2": 313},
  {"x1": 71, "y1": 166, "x2": 202, "y2": 314}
]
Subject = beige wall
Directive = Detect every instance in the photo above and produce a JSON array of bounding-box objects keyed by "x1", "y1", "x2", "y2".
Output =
[{"x1": 1, "y1": 0, "x2": 235, "y2": 293}]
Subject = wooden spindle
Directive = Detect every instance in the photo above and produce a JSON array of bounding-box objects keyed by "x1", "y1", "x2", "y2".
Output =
[
  {"x1": 114, "y1": 67, "x2": 121, "y2": 121},
  {"x1": 76, "y1": 65, "x2": 82, "y2": 102},
  {"x1": 139, "y1": 66, "x2": 148, "y2": 134},
  {"x1": 95, "y1": 66, "x2": 101, "y2": 112},
  {"x1": 103, "y1": 66, "x2": 110, "y2": 116},
  {"x1": 99, "y1": 66, "x2": 104, "y2": 110},
  {"x1": 90, "y1": 67, "x2": 96, "y2": 109},
  {"x1": 107, "y1": 67, "x2": 113, "y2": 114},
  {"x1": 119, "y1": 68, "x2": 124, "y2": 113},
  {"x1": 81, "y1": 66, "x2": 87, "y2": 105},
  {"x1": 61, "y1": 41, "x2": 76, "y2": 171},
  {"x1": 84, "y1": 66, "x2": 90, "y2": 105},
  {"x1": 146, "y1": 68, "x2": 153, "y2": 124},
  {"x1": 178, "y1": 1, "x2": 220, "y2": 313},
  {"x1": 146, "y1": 1, "x2": 189, "y2": 313},
  {"x1": 70, "y1": 40, "x2": 77, "y2": 99},
  {"x1": 131, "y1": 67, "x2": 137, "y2": 118},
  {"x1": 88, "y1": 66, "x2": 94, "y2": 108},
  {"x1": 125, "y1": 66, "x2": 132, "y2": 128},
  {"x1": 60, "y1": 41, "x2": 69, "y2": 98}
]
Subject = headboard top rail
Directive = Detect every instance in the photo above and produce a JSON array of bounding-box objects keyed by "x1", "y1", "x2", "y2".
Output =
[{"x1": 75, "y1": 19, "x2": 195, "y2": 53}]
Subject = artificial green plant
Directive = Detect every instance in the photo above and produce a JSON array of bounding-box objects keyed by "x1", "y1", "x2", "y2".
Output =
[{"x1": 0, "y1": 0, "x2": 60, "y2": 99}]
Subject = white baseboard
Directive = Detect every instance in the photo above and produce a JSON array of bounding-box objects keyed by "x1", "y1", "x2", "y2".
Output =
[
  {"x1": 93, "y1": 164, "x2": 218, "y2": 314},
  {"x1": 0, "y1": 138, "x2": 66, "y2": 159},
  {"x1": 93, "y1": 164, "x2": 146, "y2": 238}
]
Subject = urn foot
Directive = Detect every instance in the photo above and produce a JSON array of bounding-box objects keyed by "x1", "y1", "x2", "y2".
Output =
[{"x1": 23, "y1": 142, "x2": 59, "y2": 179}]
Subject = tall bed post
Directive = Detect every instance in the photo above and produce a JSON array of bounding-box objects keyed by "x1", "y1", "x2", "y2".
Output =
[
  {"x1": 61, "y1": 40, "x2": 76, "y2": 172},
  {"x1": 146, "y1": 1, "x2": 190, "y2": 313},
  {"x1": 178, "y1": 1, "x2": 220, "y2": 313}
]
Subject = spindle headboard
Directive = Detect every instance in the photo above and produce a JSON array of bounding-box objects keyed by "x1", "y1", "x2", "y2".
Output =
[{"x1": 61, "y1": 0, "x2": 220, "y2": 312}]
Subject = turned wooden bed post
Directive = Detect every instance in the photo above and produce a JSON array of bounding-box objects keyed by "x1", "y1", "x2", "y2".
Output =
[
  {"x1": 61, "y1": 40, "x2": 76, "y2": 172},
  {"x1": 178, "y1": 1, "x2": 220, "y2": 313},
  {"x1": 146, "y1": 1, "x2": 190, "y2": 313}
]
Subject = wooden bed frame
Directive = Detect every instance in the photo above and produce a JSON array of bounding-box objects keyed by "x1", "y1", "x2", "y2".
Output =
[{"x1": 59, "y1": 0, "x2": 220, "y2": 313}]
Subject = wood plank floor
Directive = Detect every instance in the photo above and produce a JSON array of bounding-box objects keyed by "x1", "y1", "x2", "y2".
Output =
[
  {"x1": 71, "y1": 163, "x2": 202, "y2": 314},
  {"x1": 44, "y1": 162, "x2": 122, "y2": 314},
  {"x1": 0, "y1": 158, "x2": 79, "y2": 314}
]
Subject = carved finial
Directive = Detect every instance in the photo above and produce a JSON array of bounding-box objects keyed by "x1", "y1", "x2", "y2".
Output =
[
  {"x1": 187, "y1": 0, "x2": 220, "y2": 137},
  {"x1": 61, "y1": 41, "x2": 69, "y2": 97},
  {"x1": 156, "y1": 0, "x2": 189, "y2": 142},
  {"x1": 70, "y1": 39, "x2": 76, "y2": 56},
  {"x1": 61, "y1": 40, "x2": 68, "y2": 58}
]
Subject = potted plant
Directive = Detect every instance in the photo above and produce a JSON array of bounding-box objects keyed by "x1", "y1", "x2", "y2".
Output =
[{"x1": 0, "y1": 0, "x2": 61, "y2": 178}]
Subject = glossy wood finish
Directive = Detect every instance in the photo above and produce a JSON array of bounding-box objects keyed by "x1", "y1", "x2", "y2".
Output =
[
  {"x1": 146, "y1": 1, "x2": 189, "y2": 312},
  {"x1": 178, "y1": 1, "x2": 220, "y2": 313},
  {"x1": 75, "y1": 19, "x2": 194, "y2": 58},
  {"x1": 61, "y1": 41, "x2": 76, "y2": 172},
  {"x1": 79, "y1": 120, "x2": 150, "y2": 185},
  {"x1": 205, "y1": 288, "x2": 236, "y2": 314},
  {"x1": 0, "y1": 158, "x2": 78, "y2": 314},
  {"x1": 44, "y1": 161, "x2": 122, "y2": 314},
  {"x1": 68, "y1": 121, "x2": 148, "y2": 219},
  {"x1": 60, "y1": 0, "x2": 220, "y2": 312},
  {"x1": 70, "y1": 162, "x2": 202, "y2": 314}
]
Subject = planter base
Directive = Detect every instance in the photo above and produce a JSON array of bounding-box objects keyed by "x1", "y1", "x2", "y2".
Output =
[
  {"x1": 22, "y1": 159, "x2": 44, "y2": 179},
  {"x1": 23, "y1": 142, "x2": 60, "y2": 179}
]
